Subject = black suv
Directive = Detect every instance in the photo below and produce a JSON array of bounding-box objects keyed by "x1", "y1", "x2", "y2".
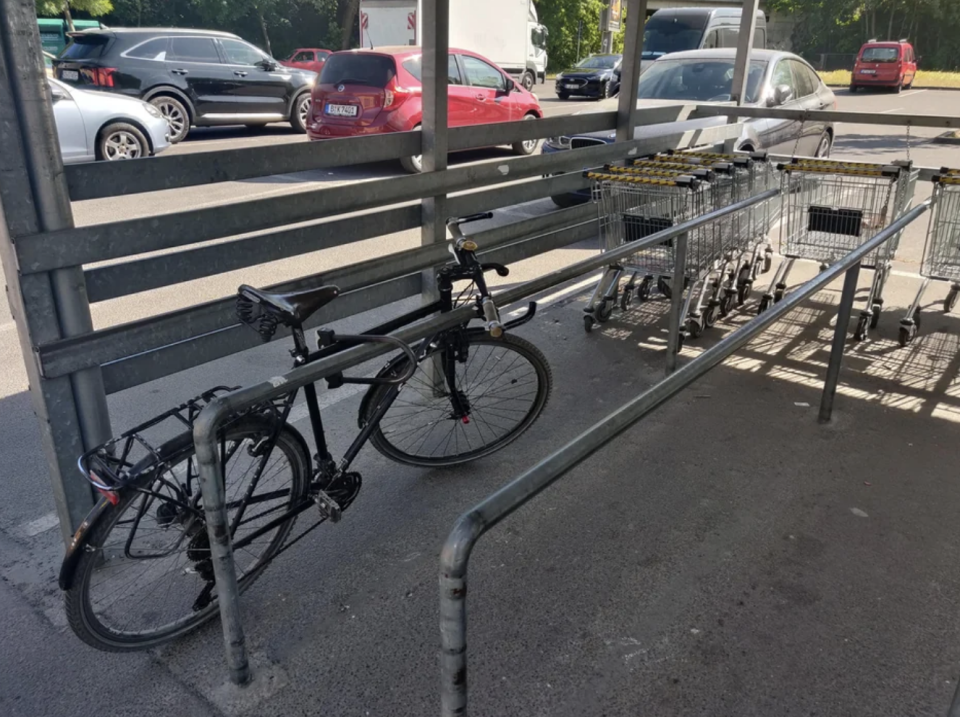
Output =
[{"x1": 54, "y1": 28, "x2": 316, "y2": 143}]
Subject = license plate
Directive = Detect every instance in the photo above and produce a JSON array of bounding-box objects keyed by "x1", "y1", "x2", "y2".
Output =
[
  {"x1": 61, "y1": 69, "x2": 79, "y2": 81},
  {"x1": 564, "y1": 83, "x2": 577, "y2": 88},
  {"x1": 325, "y1": 103, "x2": 358, "y2": 117},
  {"x1": 860, "y1": 69, "x2": 876, "y2": 75}
]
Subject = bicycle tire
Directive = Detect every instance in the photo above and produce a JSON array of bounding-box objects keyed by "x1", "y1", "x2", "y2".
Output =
[
  {"x1": 65, "y1": 416, "x2": 309, "y2": 651},
  {"x1": 362, "y1": 333, "x2": 552, "y2": 467}
]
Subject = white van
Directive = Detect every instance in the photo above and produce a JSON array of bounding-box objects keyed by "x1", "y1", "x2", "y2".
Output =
[{"x1": 641, "y1": 7, "x2": 767, "y2": 72}]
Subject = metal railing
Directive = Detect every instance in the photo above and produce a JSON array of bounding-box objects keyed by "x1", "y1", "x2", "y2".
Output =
[
  {"x1": 437, "y1": 200, "x2": 933, "y2": 717},
  {"x1": 191, "y1": 187, "x2": 781, "y2": 685}
]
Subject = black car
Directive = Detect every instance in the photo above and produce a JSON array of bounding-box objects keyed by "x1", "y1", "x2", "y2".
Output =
[
  {"x1": 555, "y1": 54, "x2": 622, "y2": 100},
  {"x1": 53, "y1": 28, "x2": 316, "y2": 143}
]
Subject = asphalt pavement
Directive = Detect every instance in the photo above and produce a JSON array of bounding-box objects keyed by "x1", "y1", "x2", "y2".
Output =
[{"x1": 3, "y1": 86, "x2": 960, "y2": 716}]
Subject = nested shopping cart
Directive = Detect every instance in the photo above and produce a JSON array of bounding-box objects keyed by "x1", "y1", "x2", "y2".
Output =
[
  {"x1": 765, "y1": 158, "x2": 917, "y2": 340},
  {"x1": 899, "y1": 169, "x2": 960, "y2": 346},
  {"x1": 582, "y1": 165, "x2": 731, "y2": 339}
]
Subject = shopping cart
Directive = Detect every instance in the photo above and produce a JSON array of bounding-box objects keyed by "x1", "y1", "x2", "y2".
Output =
[
  {"x1": 582, "y1": 166, "x2": 730, "y2": 339},
  {"x1": 764, "y1": 158, "x2": 917, "y2": 340},
  {"x1": 899, "y1": 170, "x2": 960, "y2": 346}
]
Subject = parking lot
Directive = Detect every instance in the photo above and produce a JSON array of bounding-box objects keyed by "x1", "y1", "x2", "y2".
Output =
[{"x1": 4, "y1": 85, "x2": 960, "y2": 716}]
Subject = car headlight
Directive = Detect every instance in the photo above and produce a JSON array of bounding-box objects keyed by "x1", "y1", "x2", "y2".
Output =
[
  {"x1": 144, "y1": 103, "x2": 162, "y2": 119},
  {"x1": 545, "y1": 136, "x2": 571, "y2": 149}
]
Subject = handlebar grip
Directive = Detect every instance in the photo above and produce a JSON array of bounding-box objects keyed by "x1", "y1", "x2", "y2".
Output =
[
  {"x1": 481, "y1": 296, "x2": 503, "y2": 338},
  {"x1": 446, "y1": 212, "x2": 494, "y2": 227}
]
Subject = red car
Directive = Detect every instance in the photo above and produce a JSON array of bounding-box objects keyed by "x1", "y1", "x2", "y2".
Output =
[
  {"x1": 281, "y1": 48, "x2": 332, "y2": 74},
  {"x1": 307, "y1": 47, "x2": 544, "y2": 173},
  {"x1": 850, "y1": 40, "x2": 917, "y2": 93}
]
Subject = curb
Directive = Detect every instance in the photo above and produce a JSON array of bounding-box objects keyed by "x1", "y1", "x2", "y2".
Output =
[
  {"x1": 824, "y1": 83, "x2": 960, "y2": 93},
  {"x1": 933, "y1": 131, "x2": 960, "y2": 145}
]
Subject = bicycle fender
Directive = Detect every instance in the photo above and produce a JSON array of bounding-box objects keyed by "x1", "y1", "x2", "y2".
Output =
[{"x1": 59, "y1": 497, "x2": 113, "y2": 591}]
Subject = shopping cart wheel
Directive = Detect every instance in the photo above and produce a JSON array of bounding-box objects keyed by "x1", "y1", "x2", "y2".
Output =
[
  {"x1": 584, "y1": 315, "x2": 596, "y2": 333},
  {"x1": 637, "y1": 278, "x2": 651, "y2": 302},
  {"x1": 596, "y1": 299, "x2": 613, "y2": 323},
  {"x1": 853, "y1": 315, "x2": 869, "y2": 342},
  {"x1": 718, "y1": 291, "x2": 734, "y2": 318},
  {"x1": 620, "y1": 289, "x2": 633, "y2": 312},
  {"x1": 737, "y1": 281, "x2": 753, "y2": 306},
  {"x1": 763, "y1": 251, "x2": 773, "y2": 274},
  {"x1": 657, "y1": 276, "x2": 671, "y2": 300},
  {"x1": 869, "y1": 304, "x2": 882, "y2": 330},
  {"x1": 898, "y1": 314, "x2": 921, "y2": 347},
  {"x1": 757, "y1": 295, "x2": 771, "y2": 315},
  {"x1": 945, "y1": 287, "x2": 958, "y2": 314},
  {"x1": 773, "y1": 288, "x2": 785, "y2": 304},
  {"x1": 703, "y1": 302, "x2": 719, "y2": 329},
  {"x1": 687, "y1": 316, "x2": 705, "y2": 339}
]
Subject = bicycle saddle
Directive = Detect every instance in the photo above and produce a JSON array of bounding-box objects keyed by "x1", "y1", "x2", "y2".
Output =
[{"x1": 238, "y1": 284, "x2": 340, "y2": 325}]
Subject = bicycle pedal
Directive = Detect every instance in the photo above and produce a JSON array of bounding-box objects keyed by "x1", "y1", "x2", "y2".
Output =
[{"x1": 315, "y1": 490, "x2": 343, "y2": 523}]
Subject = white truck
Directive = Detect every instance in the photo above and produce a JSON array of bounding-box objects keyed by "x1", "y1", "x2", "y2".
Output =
[{"x1": 359, "y1": 0, "x2": 548, "y2": 90}]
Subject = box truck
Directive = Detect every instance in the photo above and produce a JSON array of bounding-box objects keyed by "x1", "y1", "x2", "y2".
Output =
[{"x1": 359, "y1": 0, "x2": 548, "y2": 90}]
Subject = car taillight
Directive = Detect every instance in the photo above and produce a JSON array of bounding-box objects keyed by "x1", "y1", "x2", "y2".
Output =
[
  {"x1": 383, "y1": 78, "x2": 413, "y2": 110},
  {"x1": 93, "y1": 67, "x2": 117, "y2": 87}
]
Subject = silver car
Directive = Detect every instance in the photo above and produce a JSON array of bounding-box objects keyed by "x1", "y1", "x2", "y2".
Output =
[{"x1": 48, "y1": 78, "x2": 171, "y2": 163}]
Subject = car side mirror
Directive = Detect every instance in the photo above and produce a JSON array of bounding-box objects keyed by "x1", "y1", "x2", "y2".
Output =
[
  {"x1": 258, "y1": 59, "x2": 278, "y2": 71},
  {"x1": 505, "y1": 78, "x2": 518, "y2": 93},
  {"x1": 50, "y1": 88, "x2": 65, "y2": 102},
  {"x1": 771, "y1": 84, "x2": 794, "y2": 106}
]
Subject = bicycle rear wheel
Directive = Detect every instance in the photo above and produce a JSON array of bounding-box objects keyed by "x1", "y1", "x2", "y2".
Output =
[
  {"x1": 363, "y1": 333, "x2": 552, "y2": 467},
  {"x1": 64, "y1": 416, "x2": 309, "y2": 651}
]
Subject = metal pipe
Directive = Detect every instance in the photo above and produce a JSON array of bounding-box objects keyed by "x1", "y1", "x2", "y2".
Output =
[
  {"x1": 692, "y1": 104, "x2": 960, "y2": 130},
  {"x1": 730, "y1": 0, "x2": 760, "y2": 106},
  {"x1": 438, "y1": 199, "x2": 930, "y2": 716},
  {"x1": 666, "y1": 233, "x2": 688, "y2": 375},
  {"x1": 818, "y1": 263, "x2": 861, "y2": 423},
  {"x1": 615, "y1": 0, "x2": 647, "y2": 143}
]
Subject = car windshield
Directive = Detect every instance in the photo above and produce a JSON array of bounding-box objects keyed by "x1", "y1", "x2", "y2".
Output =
[
  {"x1": 575, "y1": 55, "x2": 619, "y2": 70},
  {"x1": 642, "y1": 16, "x2": 708, "y2": 59},
  {"x1": 638, "y1": 58, "x2": 767, "y2": 103},
  {"x1": 319, "y1": 54, "x2": 397, "y2": 87},
  {"x1": 861, "y1": 47, "x2": 900, "y2": 63},
  {"x1": 60, "y1": 34, "x2": 109, "y2": 60}
]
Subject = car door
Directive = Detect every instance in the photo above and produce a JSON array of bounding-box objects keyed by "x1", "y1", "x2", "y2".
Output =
[
  {"x1": 904, "y1": 46, "x2": 917, "y2": 86},
  {"x1": 288, "y1": 50, "x2": 314, "y2": 71},
  {"x1": 447, "y1": 54, "x2": 476, "y2": 126},
  {"x1": 218, "y1": 38, "x2": 290, "y2": 118},
  {"x1": 49, "y1": 81, "x2": 89, "y2": 162},
  {"x1": 760, "y1": 58, "x2": 803, "y2": 155},
  {"x1": 788, "y1": 59, "x2": 829, "y2": 155},
  {"x1": 460, "y1": 54, "x2": 514, "y2": 124},
  {"x1": 164, "y1": 36, "x2": 233, "y2": 117}
]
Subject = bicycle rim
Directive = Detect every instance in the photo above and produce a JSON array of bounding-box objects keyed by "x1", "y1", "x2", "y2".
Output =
[
  {"x1": 67, "y1": 419, "x2": 308, "y2": 650},
  {"x1": 368, "y1": 333, "x2": 551, "y2": 466}
]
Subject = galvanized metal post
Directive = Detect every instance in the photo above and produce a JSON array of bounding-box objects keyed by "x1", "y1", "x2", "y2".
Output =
[
  {"x1": 947, "y1": 677, "x2": 960, "y2": 717},
  {"x1": 420, "y1": 0, "x2": 450, "y2": 287},
  {"x1": 818, "y1": 263, "x2": 860, "y2": 423},
  {"x1": 615, "y1": 0, "x2": 648, "y2": 143},
  {"x1": 730, "y1": 0, "x2": 761, "y2": 106},
  {"x1": 665, "y1": 233, "x2": 688, "y2": 375},
  {"x1": 0, "y1": 0, "x2": 112, "y2": 543},
  {"x1": 193, "y1": 405, "x2": 251, "y2": 686}
]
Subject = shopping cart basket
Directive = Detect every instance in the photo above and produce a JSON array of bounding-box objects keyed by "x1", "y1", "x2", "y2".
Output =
[
  {"x1": 764, "y1": 158, "x2": 917, "y2": 341},
  {"x1": 899, "y1": 170, "x2": 960, "y2": 346},
  {"x1": 582, "y1": 167, "x2": 731, "y2": 339}
]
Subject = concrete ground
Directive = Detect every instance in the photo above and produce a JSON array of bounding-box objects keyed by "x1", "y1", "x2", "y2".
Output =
[{"x1": 3, "y1": 87, "x2": 960, "y2": 716}]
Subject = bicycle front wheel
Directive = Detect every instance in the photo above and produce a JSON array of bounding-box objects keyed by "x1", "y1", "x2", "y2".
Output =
[
  {"x1": 64, "y1": 417, "x2": 310, "y2": 651},
  {"x1": 363, "y1": 333, "x2": 552, "y2": 467}
]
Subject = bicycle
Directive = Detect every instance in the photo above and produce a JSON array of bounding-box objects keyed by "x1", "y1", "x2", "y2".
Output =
[{"x1": 59, "y1": 213, "x2": 552, "y2": 651}]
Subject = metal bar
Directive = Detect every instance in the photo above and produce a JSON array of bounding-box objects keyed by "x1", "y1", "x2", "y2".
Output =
[
  {"x1": 448, "y1": 112, "x2": 617, "y2": 151},
  {"x1": 666, "y1": 233, "x2": 688, "y2": 375},
  {"x1": 0, "y1": 0, "x2": 110, "y2": 541},
  {"x1": 692, "y1": 104, "x2": 960, "y2": 129},
  {"x1": 17, "y1": 109, "x2": 732, "y2": 273},
  {"x1": 437, "y1": 200, "x2": 931, "y2": 716},
  {"x1": 615, "y1": 0, "x2": 647, "y2": 142},
  {"x1": 818, "y1": 263, "x2": 861, "y2": 423},
  {"x1": 730, "y1": 0, "x2": 760, "y2": 106},
  {"x1": 947, "y1": 677, "x2": 960, "y2": 717},
  {"x1": 446, "y1": 173, "x2": 589, "y2": 217}
]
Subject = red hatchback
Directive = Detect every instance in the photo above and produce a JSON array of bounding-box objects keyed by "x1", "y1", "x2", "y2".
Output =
[
  {"x1": 281, "y1": 47, "x2": 331, "y2": 75},
  {"x1": 307, "y1": 47, "x2": 544, "y2": 172},
  {"x1": 850, "y1": 40, "x2": 917, "y2": 93}
]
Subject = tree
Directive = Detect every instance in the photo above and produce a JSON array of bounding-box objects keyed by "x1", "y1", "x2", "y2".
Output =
[
  {"x1": 36, "y1": 0, "x2": 113, "y2": 31},
  {"x1": 534, "y1": 0, "x2": 606, "y2": 71}
]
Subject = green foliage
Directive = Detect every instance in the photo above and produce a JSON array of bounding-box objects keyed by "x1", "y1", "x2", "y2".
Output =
[
  {"x1": 37, "y1": 0, "x2": 113, "y2": 21},
  {"x1": 534, "y1": 0, "x2": 606, "y2": 71}
]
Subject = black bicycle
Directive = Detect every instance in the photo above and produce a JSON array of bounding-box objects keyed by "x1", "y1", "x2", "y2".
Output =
[{"x1": 60, "y1": 213, "x2": 552, "y2": 651}]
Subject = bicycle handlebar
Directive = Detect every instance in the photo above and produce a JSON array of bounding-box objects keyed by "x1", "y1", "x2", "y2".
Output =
[
  {"x1": 446, "y1": 212, "x2": 494, "y2": 240},
  {"x1": 481, "y1": 296, "x2": 503, "y2": 338}
]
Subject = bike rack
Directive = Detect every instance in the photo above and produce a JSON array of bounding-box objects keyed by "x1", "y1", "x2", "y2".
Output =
[
  {"x1": 191, "y1": 188, "x2": 781, "y2": 685},
  {"x1": 437, "y1": 201, "x2": 933, "y2": 716}
]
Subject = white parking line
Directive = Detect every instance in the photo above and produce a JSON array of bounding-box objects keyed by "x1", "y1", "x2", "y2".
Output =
[
  {"x1": 16, "y1": 512, "x2": 59, "y2": 537},
  {"x1": 900, "y1": 89, "x2": 927, "y2": 98},
  {"x1": 880, "y1": 107, "x2": 904, "y2": 114}
]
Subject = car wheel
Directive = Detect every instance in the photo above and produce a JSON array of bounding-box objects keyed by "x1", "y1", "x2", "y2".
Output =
[
  {"x1": 401, "y1": 126, "x2": 423, "y2": 173},
  {"x1": 895, "y1": 81, "x2": 903, "y2": 94},
  {"x1": 815, "y1": 132, "x2": 832, "y2": 158},
  {"x1": 512, "y1": 115, "x2": 540, "y2": 156},
  {"x1": 521, "y1": 71, "x2": 535, "y2": 91},
  {"x1": 96, "y1": 122, "x2": 149, "y2": 161},
  {"x1": 290, "y1": 93, "x2": 311, "y2": 133},
  {"x1": 149, "y1": 96, "x2": 189, "y2": 143},
  {"x1": 557, "y1": 92, "x2": 570, "y2": 100},
  {"x1": 848, "y1": 85, "x2": 857, "y2": 93},
  {"x1": 602, "y1": 81, "x2": 613, "y2": 99},
  {"x1": 551, "y1": 194, "x2": 588, "y2": 209}
]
